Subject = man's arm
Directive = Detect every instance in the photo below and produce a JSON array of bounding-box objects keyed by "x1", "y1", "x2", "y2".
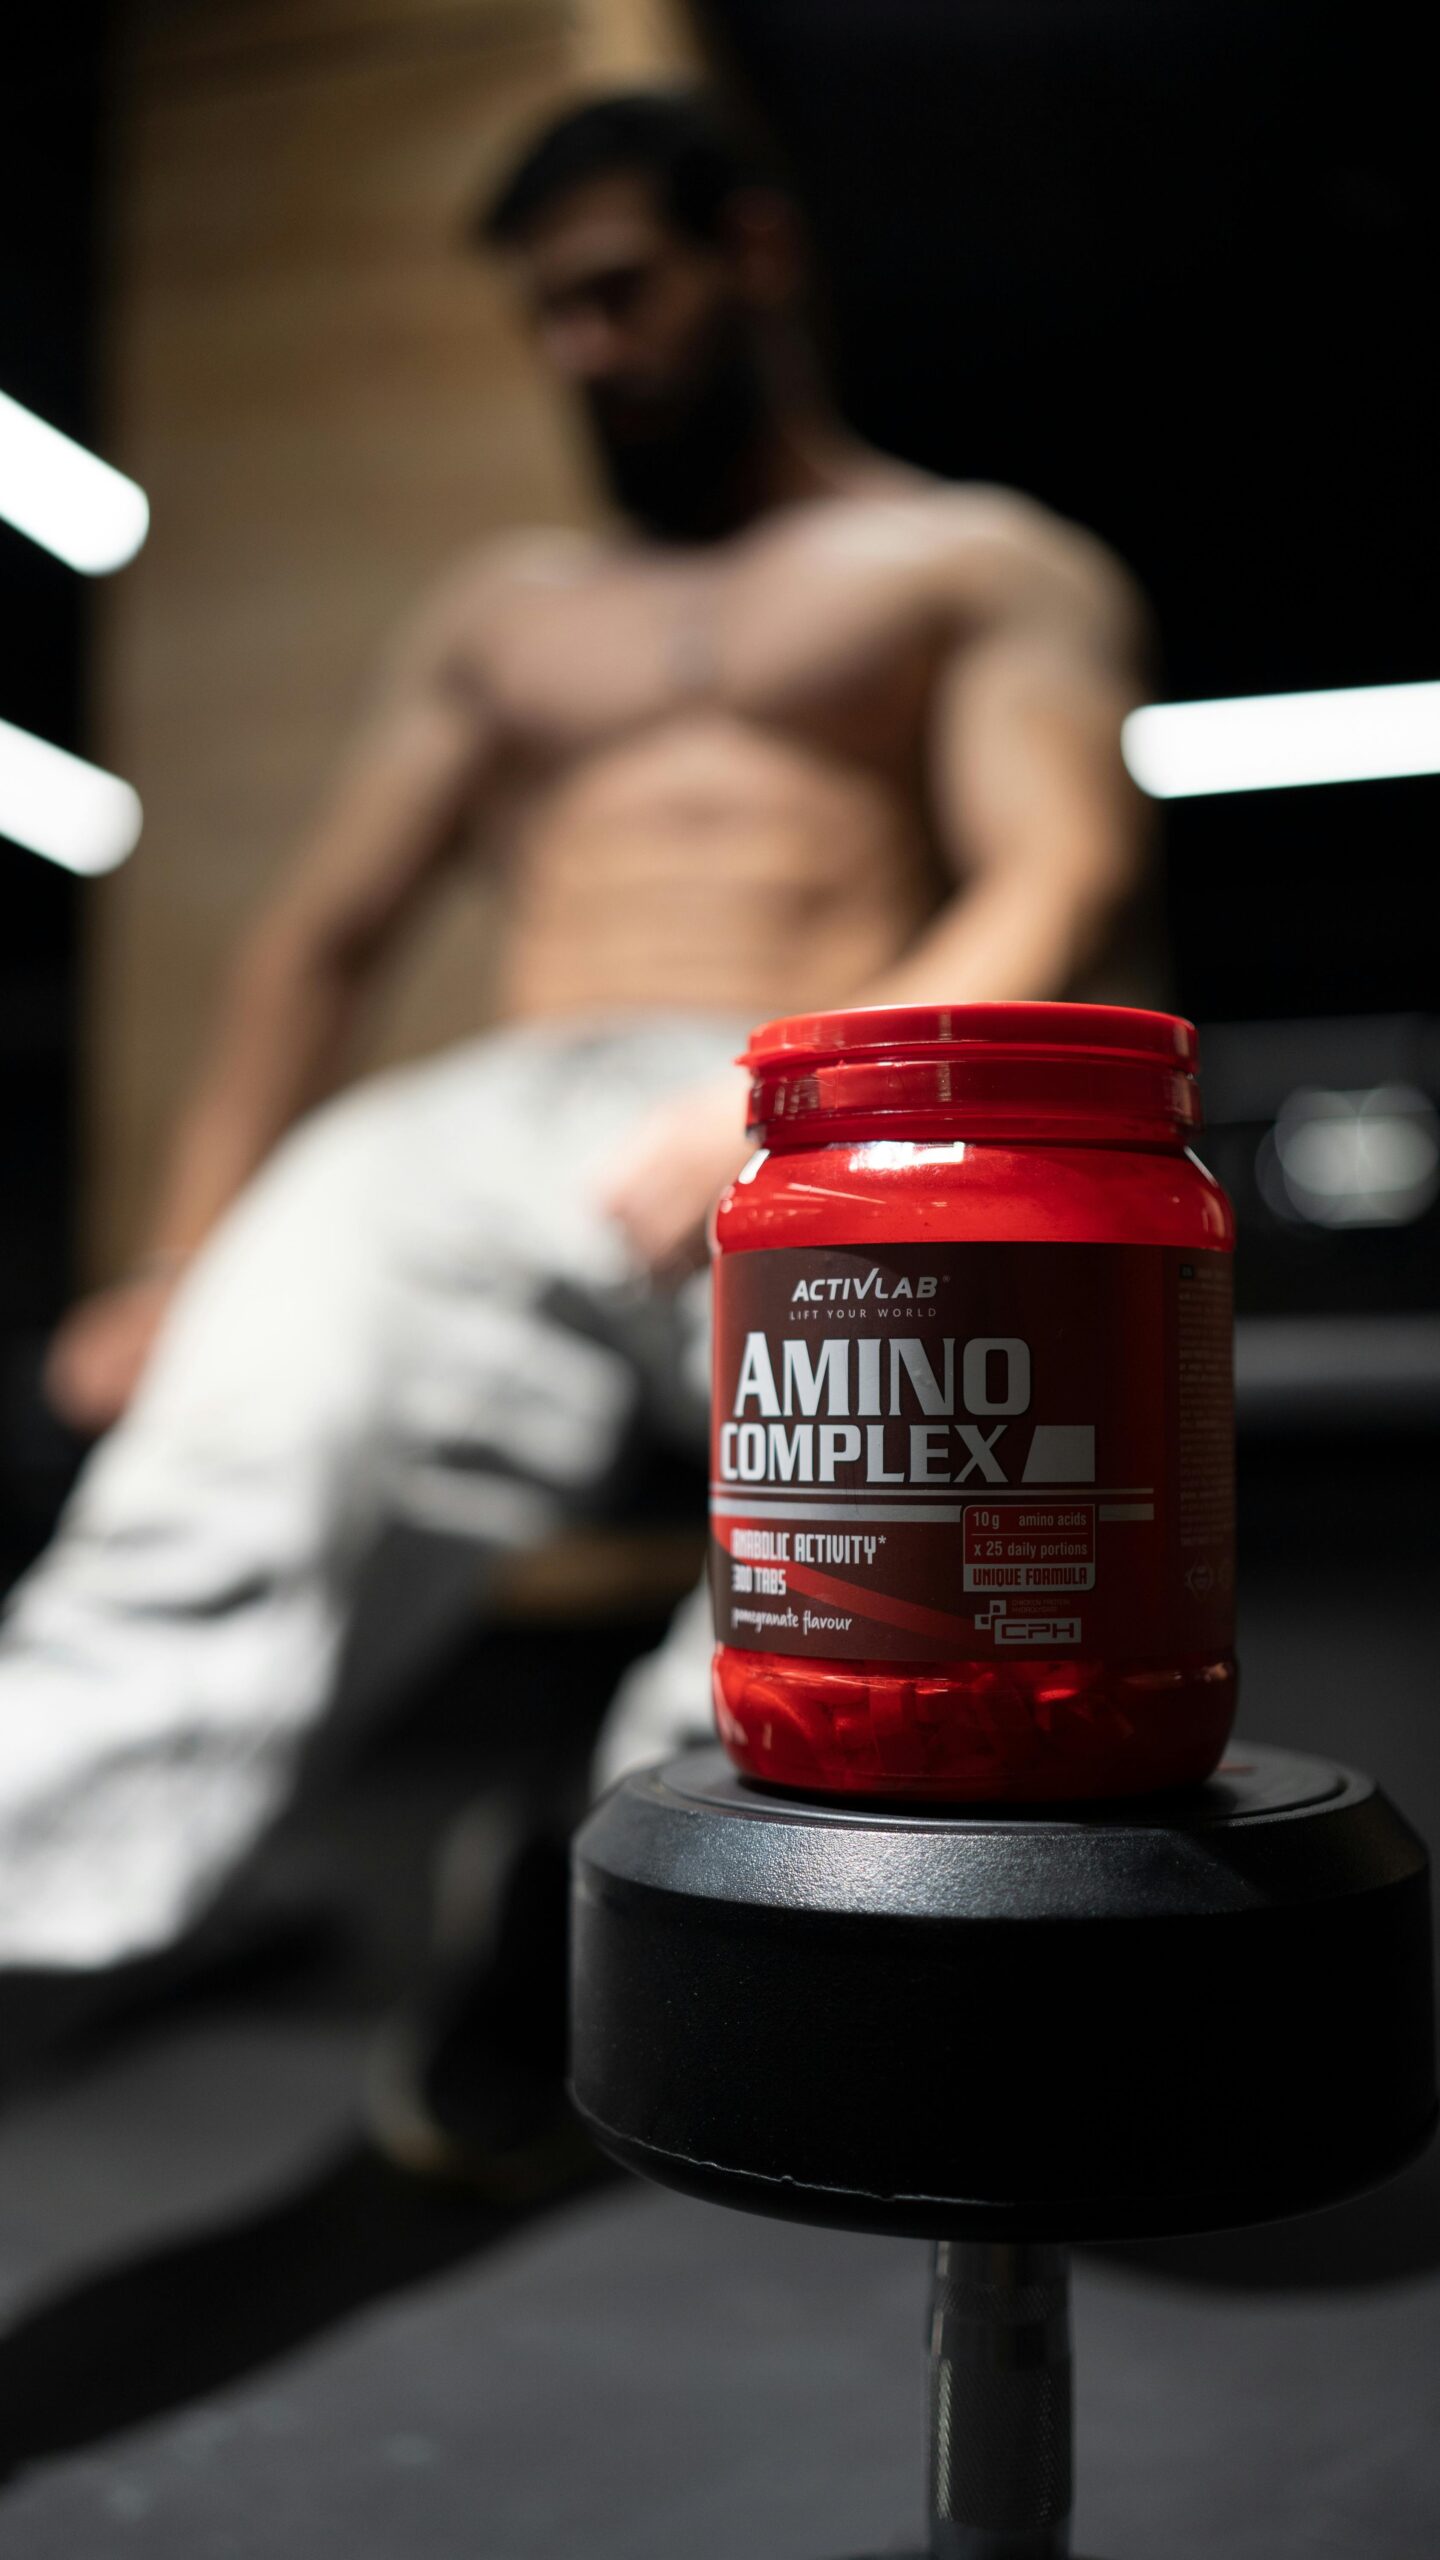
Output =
[
  {"x1": 47, "y1": 577, "x2": 500, "y2": 1431},
  {"x1": 142, "y1": 665, "x2": 495, "y2": 1262},
  {"x1": 868, "y1": 497, "x2": 1152, "y2": 1005}
]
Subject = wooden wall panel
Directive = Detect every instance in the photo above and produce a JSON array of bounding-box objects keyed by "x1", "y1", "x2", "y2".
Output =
[{"x1": 90, "y1": 0, "x2": 695, "y2": 1277}]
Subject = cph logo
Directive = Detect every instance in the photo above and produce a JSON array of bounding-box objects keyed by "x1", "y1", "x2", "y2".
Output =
[{"x1": 974, "y1": 1600, "x2": 1082, "y2": 1645}]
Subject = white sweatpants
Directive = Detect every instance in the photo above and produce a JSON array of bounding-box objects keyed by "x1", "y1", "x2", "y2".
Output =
[{"x1": 0, "y1": 1017, "x2": 728, "y2": 1970}]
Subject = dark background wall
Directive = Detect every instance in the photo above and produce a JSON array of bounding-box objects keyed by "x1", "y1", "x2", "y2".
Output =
[
  {"x1": 0, "y1": 11, "x2": 109, "y2": 1564},
  {"x1": 0, "y1": 13, "x2": 108, "y2": 1328},
  {"x1": 704, "y1": 0, "x2": 1433, "y2": 1025}
]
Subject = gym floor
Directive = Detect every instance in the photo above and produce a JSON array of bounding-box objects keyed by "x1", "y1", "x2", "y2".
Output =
[{"x1": 1, "y1": 1444, "x2": 1436, "y2": 2558}]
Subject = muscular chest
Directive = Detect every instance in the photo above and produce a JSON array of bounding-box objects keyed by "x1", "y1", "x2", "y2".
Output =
[{"x1": 482, "y1": 545, "x2": 939, "y2": 779}]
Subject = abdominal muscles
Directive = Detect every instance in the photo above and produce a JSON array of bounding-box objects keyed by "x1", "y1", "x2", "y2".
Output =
[{"x1": 494, "y1": 713, "x2": 935, "y2": 1024}]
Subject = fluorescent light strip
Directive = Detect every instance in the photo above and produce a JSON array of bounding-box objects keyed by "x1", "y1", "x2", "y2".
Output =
[
  {"x1": 0, "y1": 716, "x2": 142, "y2": 875},
  {"x1": 1123, "y1": 680, "x2": 1440, "y2": 799},
  {"x1": 0, "y1": 387, "x2": 149, "y2": 575}
]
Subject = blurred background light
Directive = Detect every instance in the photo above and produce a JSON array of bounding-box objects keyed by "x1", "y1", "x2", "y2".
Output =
[
  {"x1": 1257, "y1": 1084, "x2": 1440, "y2": 1230},
  {"x1": 0, "y1": 384, "x2": 149, "y2": 575},
  {"x1": 1123, "y1": 681, "x2": 1440, "y2": 799},
  {"x1": 0, "y1": 714, "x2": 141, "y2": 874}
]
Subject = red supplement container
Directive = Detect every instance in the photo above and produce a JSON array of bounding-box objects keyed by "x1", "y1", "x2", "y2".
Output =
[{"x1": 709, "y1": 1002, "x2": 1235, "y2": 1803}]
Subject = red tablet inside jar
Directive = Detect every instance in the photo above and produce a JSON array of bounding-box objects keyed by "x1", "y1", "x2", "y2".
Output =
[{"x1": 709, "y1": 1002, "x2": 1236, "y2": 1803}]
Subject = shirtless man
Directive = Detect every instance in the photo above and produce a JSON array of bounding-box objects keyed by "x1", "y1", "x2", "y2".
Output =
[{"x1": 0, "y1": 90, "x2": 1149, "y2": 1976}]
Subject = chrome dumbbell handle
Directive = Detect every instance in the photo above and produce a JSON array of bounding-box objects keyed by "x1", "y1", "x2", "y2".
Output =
[{"x1": 927, "y1": 2240, "x2": 1073, "y2": 2560}]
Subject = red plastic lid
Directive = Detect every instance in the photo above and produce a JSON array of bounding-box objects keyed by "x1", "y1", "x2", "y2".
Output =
[
  {"x1": 744, "y1": 1001, "x2": 1196, "y2": 1070},
  {"x1": 740, "y1": 1001, "x2": 1201, "y2": 1144}
]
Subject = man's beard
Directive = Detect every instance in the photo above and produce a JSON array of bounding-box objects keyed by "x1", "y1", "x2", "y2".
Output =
[{"x1": 582, "y1": 327, "x2": 772, "y2": 545}]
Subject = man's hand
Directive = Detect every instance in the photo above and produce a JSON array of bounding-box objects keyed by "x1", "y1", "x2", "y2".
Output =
[
  {"x1": 44, "y1": 1274, "x2": 180, "y2": 1436},
  {"x1": 598, "y1": 1067, "x2": 753, "y2": 1279}
]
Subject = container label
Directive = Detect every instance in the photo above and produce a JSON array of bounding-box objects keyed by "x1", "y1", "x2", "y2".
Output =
[{"x1": 710, "y1": 1244, "x2": 1233, "y2": 1662}]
